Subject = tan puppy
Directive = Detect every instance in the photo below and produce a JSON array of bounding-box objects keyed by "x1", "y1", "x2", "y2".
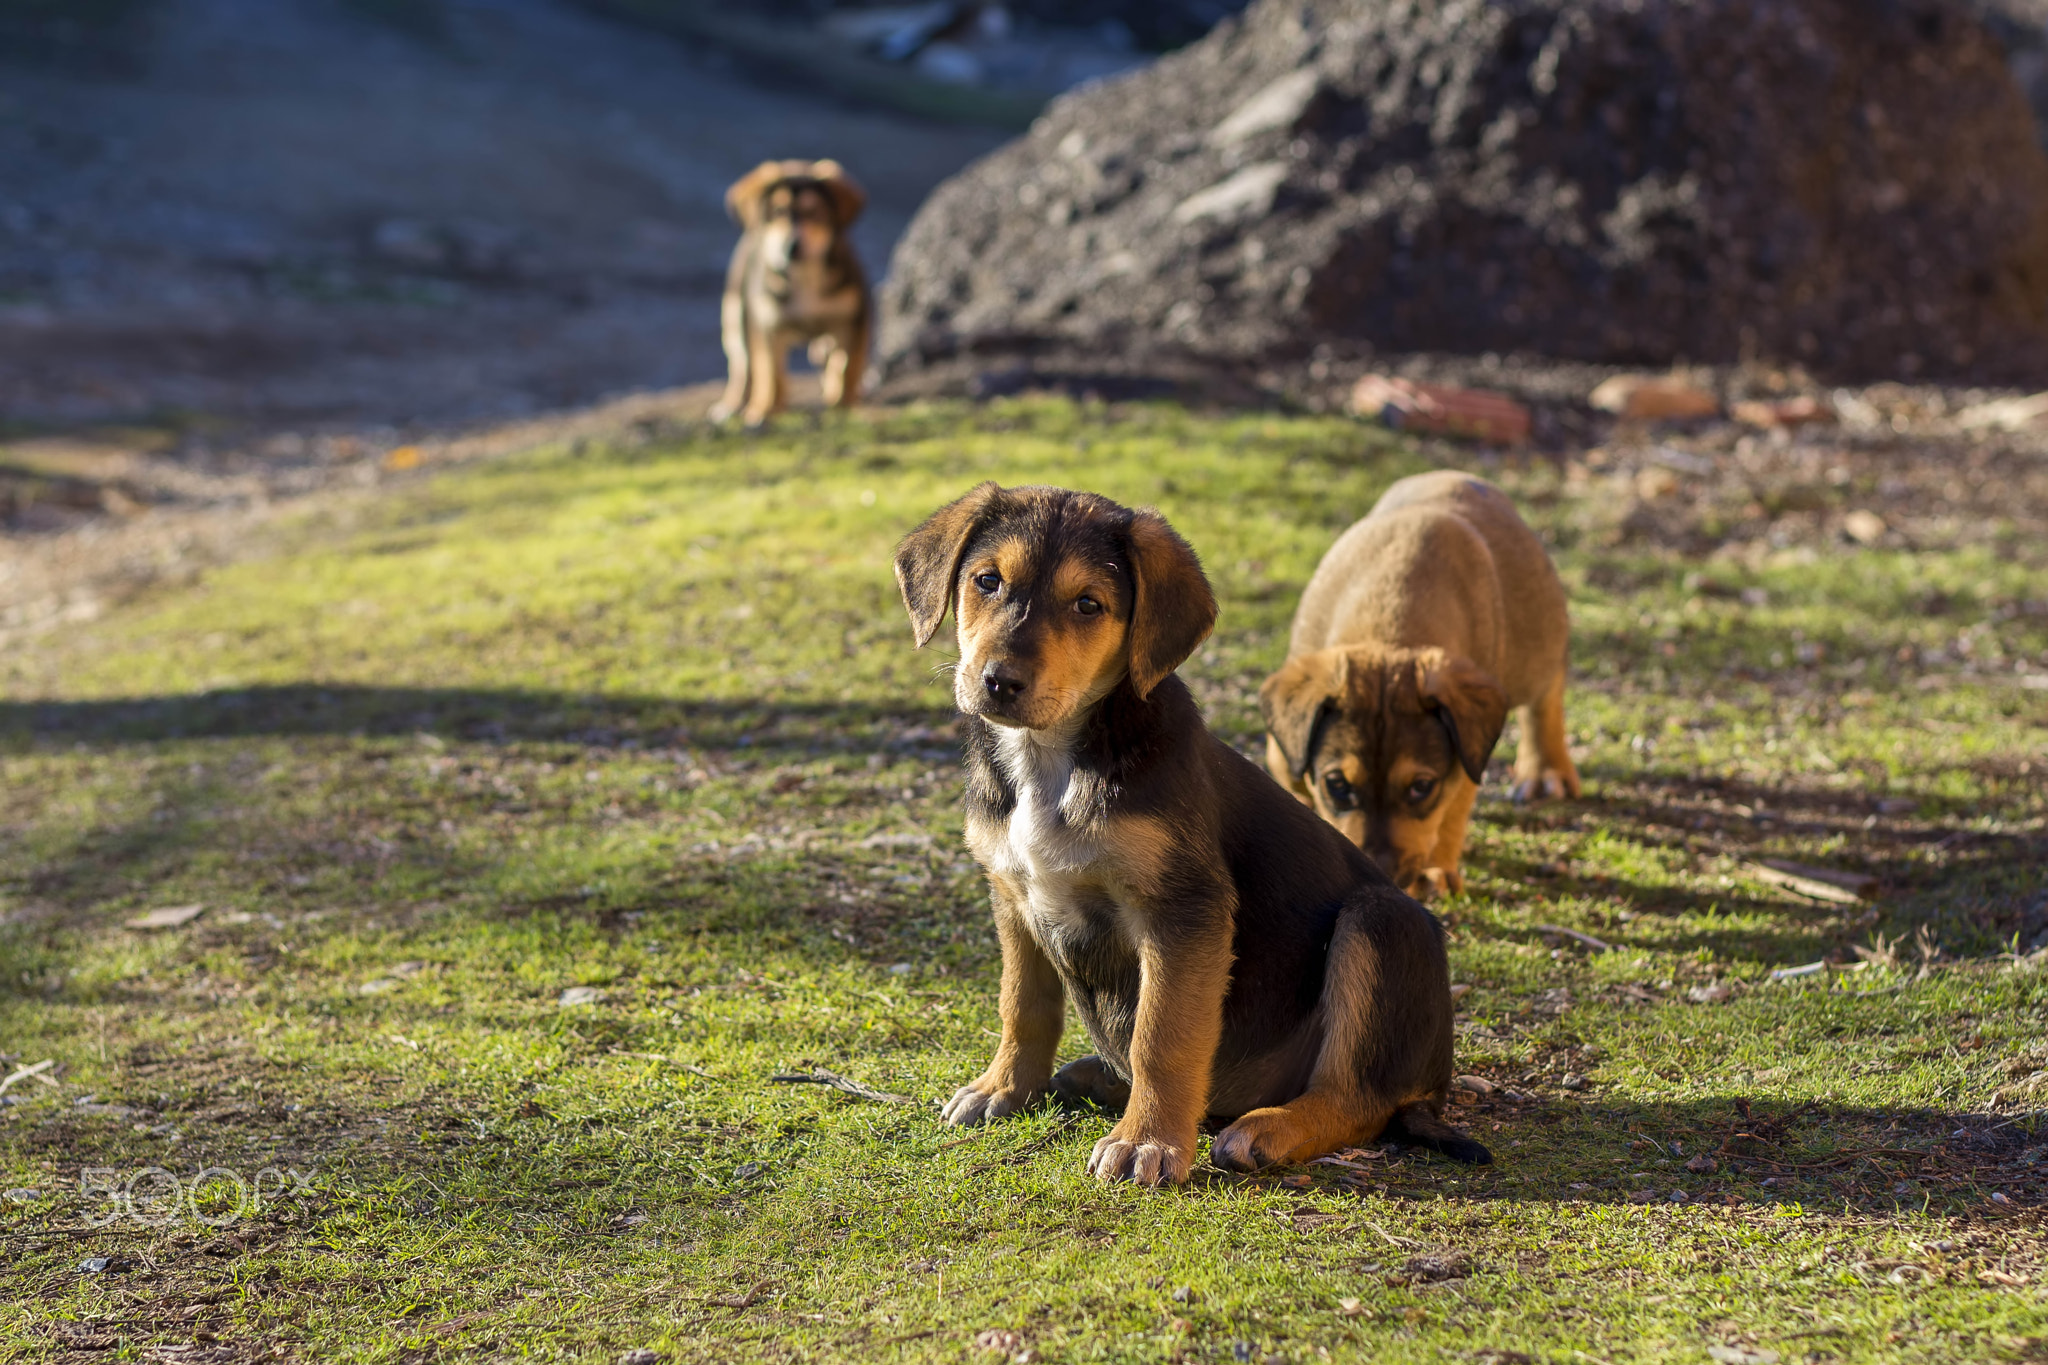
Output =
[
  {"x1": 709, "y1": 159, "x2": 870, "y2": 428},
  {"x1": 1260, "y1": 471, "x2": 1579, "y2": 898}
]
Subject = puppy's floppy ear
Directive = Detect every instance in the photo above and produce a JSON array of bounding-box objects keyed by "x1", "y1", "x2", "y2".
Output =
[
  {"x1": 894, "y1": 482, "x2": 1000, "y2": 647},
  {"x1": 1415, "y1": 649, "x2": 1509, "y2": 784},
  {"x1": 725, "y1": 160, "x2": 795, "y2": 228},
  {"x1": 1259, "y1": 651, "x2": 1345, "y2": 778},
  {"x1": 1123, "y1": 509, "x2": 1217, "y2": 700},
  {"x1": 808, "y1": 159, "x2": 867, "y2": 227}
]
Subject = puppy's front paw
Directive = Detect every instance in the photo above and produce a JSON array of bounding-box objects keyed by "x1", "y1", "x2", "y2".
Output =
[
  {"x1": 1511, "y1": 769, "x2": 1578, "y2": 803},
  {"x1": 1086, "y1": 1125, "x2": 1192, "y2": 1186},
  {"x1": 939, "y1": 1080, "x2": 1036, "y2": 1127},
  {"x1": 707, "y1": 400, "x2": 739, "y2": 423},
  {"x1": 1406, "y1": 866, "x2": 1462, "y2": 901}
]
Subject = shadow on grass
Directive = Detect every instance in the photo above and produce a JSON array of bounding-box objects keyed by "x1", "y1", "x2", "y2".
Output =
[
  {"x1": 0, "y1": 685, "x2": 954, "y2": 754},
  {"x1": 1318, "y1": 1092, "x2": 2045, "y2": 1218}
]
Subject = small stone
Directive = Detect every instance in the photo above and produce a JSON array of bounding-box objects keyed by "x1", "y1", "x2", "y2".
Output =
[
  {"x1": 370, "y1": 218, "x2": 448, "y2": 269},
  {"x1": 1686, "y1": 1154, "x2": 1719, "y2": 1175},
  {"x1": 1733, "y1": 396, "x2": 1835, "y2": 428},
  {"x1": 558, "y1": 986, "x2": 605, "y2": 1007},
  {"x1": 79, "y1": 1257, "x2": 111, "y2": 1274},
  {"x1": 3, "y1": 1188, "x2": 39, "y2": 1202},
  {"x1": 1590, "y1": 375, "x2": 1720, "y2": 420},
  {"x1": 1451, "y1": 1074, "x2": 1496, "y2": 1095},
  {"x1": 617, "y1": 1351, "x2": 662, "y2": 1365},
  {"x1": 914, "y1": 40, "x2": 984, "y2": 85},
  {"x1": 1669, "y1": 1189, "x2": 1690, "y2": 1203},
  {"x1": 1336, "y1": 1296, "x2": 1365, "y2": 1316},
  {"x1": 1352, "y1": 375, "x2": 1532, "y2": 445},
  {"x1": 1560, "y1": 1073, "x2": 1589, "y2": 1091},
  {"x1": 1843, "y1": 509, "x2": 1887, "y2": 545}
]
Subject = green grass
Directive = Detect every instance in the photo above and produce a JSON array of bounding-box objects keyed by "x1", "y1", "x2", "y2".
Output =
[{"x1": 2, "y1": 397, "x2": 2045, "y2": 1363}]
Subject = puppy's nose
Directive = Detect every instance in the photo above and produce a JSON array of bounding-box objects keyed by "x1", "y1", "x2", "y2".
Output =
[{"x1": 981, "y1": 661, "x2": 1028, "y2": 703}]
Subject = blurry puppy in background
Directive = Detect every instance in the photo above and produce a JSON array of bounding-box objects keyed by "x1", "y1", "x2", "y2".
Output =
[
  {"x1": 1261, "y1": 471, "x2": 1580, "y2": 899},
  {"x1": 710, "y1": 158, "x2": 870, "y2": 427}
]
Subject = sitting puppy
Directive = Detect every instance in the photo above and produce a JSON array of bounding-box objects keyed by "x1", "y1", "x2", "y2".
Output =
[
  {"x1": 709, "y1": 158, "x2": 870, "y2": 427},
  {"x1": 894, "y1": 482, "x2": 1488, "y2": 1186},
  {"x1": 1260, "y1": 471, "x2": 1580, "y2": 899}
]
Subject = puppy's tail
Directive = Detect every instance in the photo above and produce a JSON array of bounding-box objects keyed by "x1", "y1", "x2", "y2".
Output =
[{"x1": 1386, "y1": 1101, "x2": 1493, "y2": 1165}]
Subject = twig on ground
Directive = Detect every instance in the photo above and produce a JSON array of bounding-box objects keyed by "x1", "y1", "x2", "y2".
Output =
[
  {"x1": 768, "y1": 1069, "x2": 911, "y2": 1104},
  {"x1": 1756, "y1": 860, "x2": 1878, "y2": 902},
  {"x1": 1534, "y1": 924, "x2": 1613, "y2": 952},
  {"x1": 0, "y1": 1060, "x2": 57, "y2": 1095},
  {"x1": 1358, "y1": 1220, "x2": 1418, "y2": 1248}
]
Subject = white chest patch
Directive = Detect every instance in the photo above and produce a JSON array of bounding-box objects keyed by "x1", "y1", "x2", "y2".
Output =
[
  {"x1": 778, "y1": 253, "x2": 858, "y2": 327},
  {"x1": 989, "y1": 725, "x2": 1109, "y2": 931}
]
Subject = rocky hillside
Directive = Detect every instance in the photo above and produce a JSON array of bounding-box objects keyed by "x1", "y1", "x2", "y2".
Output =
[{"x1": 880, "y1": 0, "x2": 2048, "y2": 393}]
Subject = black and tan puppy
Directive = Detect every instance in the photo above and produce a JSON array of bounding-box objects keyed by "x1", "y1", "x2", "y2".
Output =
[
  {"x1": 709, "y1": 158, "x2": 870, "y2": 428},
  {"x1": 1260, "y1": 471, "x2": 1580, "y2": 899},
  {"x1": 894, "y1": 483, "x2": 1488, "y2": 1186}
]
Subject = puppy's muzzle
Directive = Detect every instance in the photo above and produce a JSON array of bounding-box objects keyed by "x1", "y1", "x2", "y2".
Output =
[
  {"x1": 980, "y1": 660, "x2": 1029, "y2": 708},
  {"x1": 1358, "y1": 826, "x2": 1425, "y2": 894}
]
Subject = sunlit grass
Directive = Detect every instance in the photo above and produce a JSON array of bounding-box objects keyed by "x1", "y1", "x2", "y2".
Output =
[{"x1": 2, "y1": 398, "x2": 2044, "y2": 1363}]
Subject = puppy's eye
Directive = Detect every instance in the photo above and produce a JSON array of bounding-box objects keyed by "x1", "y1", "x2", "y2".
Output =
[
  {"x1": 1322, "y1": 772, "x2": 1355, "y2": 808},
  {"x1": 1074, "y1": 595, "x2": 1101, "y2": 616},
  {"x1": 974, "y1": 572, "x2": 1001, "y2": 594},
  {"x1": 1406, "y1": 776, "x2": 1437, "y2": 804}
]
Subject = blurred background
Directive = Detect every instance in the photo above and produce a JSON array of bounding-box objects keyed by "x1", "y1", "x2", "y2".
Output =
[
  {"x1": 0, "y1": 0, "x2": 1187, "y2": 430},
  {"x1": 9, "y1": 0, "x2": 2048, "y2": 619}
]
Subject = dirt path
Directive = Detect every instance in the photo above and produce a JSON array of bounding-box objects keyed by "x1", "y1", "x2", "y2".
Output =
[{"x1": 0, "y1": 0, "x2": 1002, "y2": 432}]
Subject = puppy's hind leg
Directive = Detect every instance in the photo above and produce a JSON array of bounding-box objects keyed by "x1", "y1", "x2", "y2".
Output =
[
  {"x1": 1049, "y1": 1055, "x2": 1131, "y2": 1114},
  {"x1": 1510, "y1": 672, "x2": 1581, "y2": 802},
  {"x1": 1213, "y1": 895, "x2": 1484, "y2": 1170},
  {"x1": 1386, "y1": 1101, "x2": 1493, "y2": 1165}
]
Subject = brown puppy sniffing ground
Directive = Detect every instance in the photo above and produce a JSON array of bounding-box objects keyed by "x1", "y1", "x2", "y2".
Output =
[
  {"x1": 895, "y1": 482, "x2": 1488, "y2": 1186},
  {"x1": 1261, "y1": 471, "x2": 1580, "y2": 899}
]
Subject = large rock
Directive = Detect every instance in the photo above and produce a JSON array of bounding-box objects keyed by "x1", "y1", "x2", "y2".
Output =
[{"x1": 879, "y1": 0, "x2": 2048, "y2": 391}]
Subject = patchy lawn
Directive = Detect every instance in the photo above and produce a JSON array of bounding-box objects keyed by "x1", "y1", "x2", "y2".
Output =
[{"x1": 2, "y1": 396, "x2": 2045, "y2": 1364}]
